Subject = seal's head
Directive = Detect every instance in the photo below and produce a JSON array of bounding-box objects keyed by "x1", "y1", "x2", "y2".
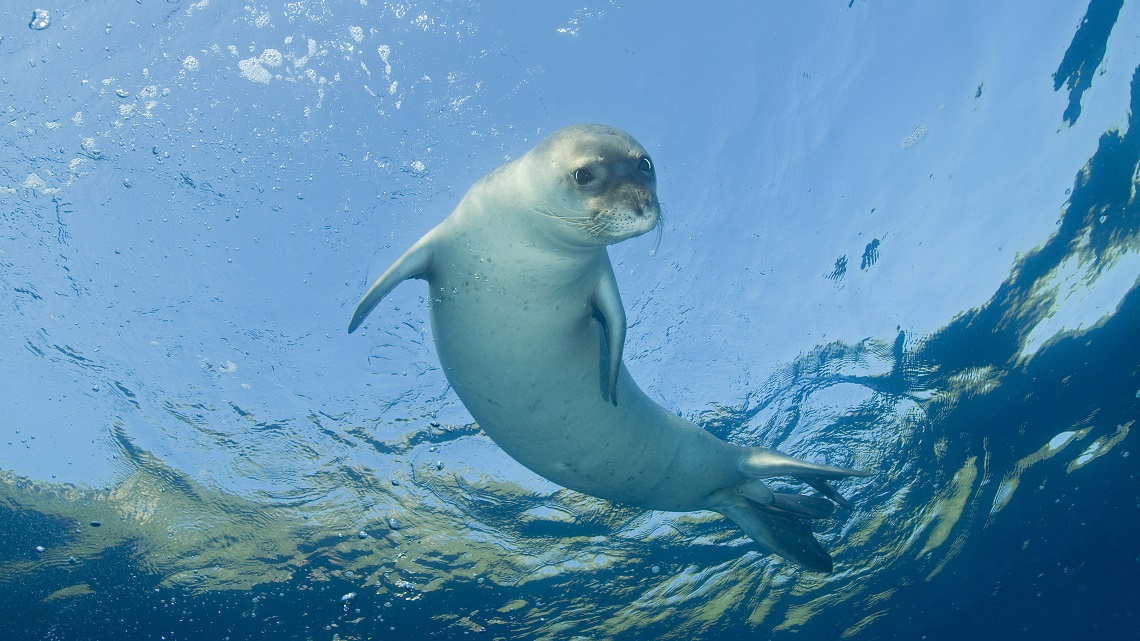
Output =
[{"x1": 524, "y1": 124, "x2": 660, "y2": 246}]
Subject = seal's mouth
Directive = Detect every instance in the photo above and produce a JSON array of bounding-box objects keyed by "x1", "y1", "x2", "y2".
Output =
[
  {"x1": 587, "y1": 203, "x2": 660, "y2": 243},
  {"x1": 588, "y1": 187, "x2": 661, "y2": 241},
  {"x1": 529, "y1": 185, "x2": 660, "y2": 245}
]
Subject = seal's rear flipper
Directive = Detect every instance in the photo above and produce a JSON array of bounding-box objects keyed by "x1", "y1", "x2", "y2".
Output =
[
  {"x1": 803, "y1": 477, "x2": 854, "y2": 510},
  {"x1": 739, "y1": 447, "x2": 871, "y2": 508},
  {"x1": 716, "y1": 498, "x2": 833, "y2": 573},
  {"x1": 348, "y1": 236, "x2": 435, "y2": 333},
  {"x1": 769, "y1": 493, "x2": 836, "y2": 520}
]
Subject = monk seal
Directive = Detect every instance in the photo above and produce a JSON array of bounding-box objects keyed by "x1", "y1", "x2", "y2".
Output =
[{"x1": 349, "y1": 124, "x2": 869, "y2": 572}]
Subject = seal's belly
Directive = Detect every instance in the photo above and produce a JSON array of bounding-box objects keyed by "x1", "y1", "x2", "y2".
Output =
[
  {"x1": 426, "y1": 272, "x2": 742, "y2": 511},
  {"x1": 428, "y1": 275, "x2": 602, "y2": 430}
]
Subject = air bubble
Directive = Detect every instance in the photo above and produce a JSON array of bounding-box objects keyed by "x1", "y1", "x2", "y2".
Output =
[
  {"x1": 29, "y1": 9, "x2": 51, "y2": 30},
  {"x1": 900, "y1": 124, "x2": 927, "y2": 149}
]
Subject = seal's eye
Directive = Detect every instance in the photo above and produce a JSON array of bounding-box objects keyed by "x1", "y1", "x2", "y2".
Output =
[
  {"x1": 572, "y1": 168, "x2": 594, "y2": 185},
  {"x1": 638, "y1": 156, "x2": 653, "y2": 174}
]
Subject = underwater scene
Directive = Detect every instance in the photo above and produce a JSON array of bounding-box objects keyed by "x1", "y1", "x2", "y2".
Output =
[{"x1": 2, "y1": 1, "x2": 1138, "y2": 639}]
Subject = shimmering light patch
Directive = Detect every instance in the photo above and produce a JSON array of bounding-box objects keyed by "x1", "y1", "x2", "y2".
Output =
[
  {"x1": 941, "y1": 366, "x2": 1003, "y2": 401},
  {"x1": 1067, "y1": 421, "x2": 1131, "y2": 472},
  {"x1": 777, "y1": 591, "x2": 832, "y2": 631},
  {"x1": 843, "y1": 486, "x2": 910, "y2": 548},
  {"x1": 843, "y1": 610, "x2": 890, "y2": 638},
  {"x1": 917, "y1": 457, "x2": 977, "y2": 558},
  {"x1": 1020, "y1": 247, "x2": 1140, "y2": 361},
  {"x1": 990, "y1": 427, "x2": 1091, "y2": 516},
  {"x1": 43, "y1": 583, "x2": 95, "y2": 601},
  {"x1": 0, "y1": 467, "x2": 312, "y2": 591},
  {"x1": 519, "y1": 505, "x2": 575, "y2": 523},
  {"x1": 598, "y1": 560, "x2": 754, "y2": 638},
  {"x1": 497, "y1": 599, "x2": 528, "y2": 613},
  {"x1": 1049, "y1": 430, "x2": 1077, "y2": 450}
]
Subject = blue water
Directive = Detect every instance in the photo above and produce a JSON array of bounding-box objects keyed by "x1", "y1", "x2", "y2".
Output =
[{"x1": 2, "y1": 1, "x2": 1138, "y2": 639}]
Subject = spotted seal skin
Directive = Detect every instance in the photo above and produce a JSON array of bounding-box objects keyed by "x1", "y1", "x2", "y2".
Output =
[{"x1": 349, "y1": 124, "x2": 869, "y2": 571}]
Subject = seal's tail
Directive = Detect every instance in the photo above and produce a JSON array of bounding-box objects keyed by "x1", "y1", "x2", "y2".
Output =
[
  {"x1": 716, "y1": 496, "x2": 836, "y2": 572},
  {"x1": 713, "y1": 447, "x2": 870, "y2": 572}
]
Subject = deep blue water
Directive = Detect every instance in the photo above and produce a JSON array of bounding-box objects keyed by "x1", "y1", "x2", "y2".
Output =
[{"x1": 2, "y1": 1, "x2": 1139, "y2": 639}]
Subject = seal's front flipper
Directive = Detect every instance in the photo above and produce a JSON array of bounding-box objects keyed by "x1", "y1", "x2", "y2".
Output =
[
  {"x1": 348, "y1": 238, "x2": 435, "y2": 333},
  {"x1": 716, "y1": 497, "x2": 833, "y2": 573},
  {"x1": 592, "y1": 262, "x2": 626, "y2": 406}
]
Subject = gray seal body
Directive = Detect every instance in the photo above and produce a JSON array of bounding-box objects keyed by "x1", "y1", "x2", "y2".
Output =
[{"x1": 349, "y1": 124, "x2": 868, "y2": 572}]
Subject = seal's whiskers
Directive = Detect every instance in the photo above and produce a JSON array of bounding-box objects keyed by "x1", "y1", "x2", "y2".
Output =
[
  {"x1": 528, "y1": 201, "x2": 595, "y2": 231},
  {"x1": 651, "y1": 203, "x2": 667, "y2": 255}
]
